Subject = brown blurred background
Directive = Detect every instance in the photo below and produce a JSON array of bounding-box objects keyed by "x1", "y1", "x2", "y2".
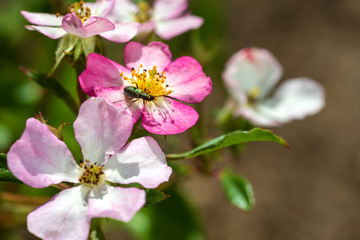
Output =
[{"x1": 183, "y1": 0, "x2": 360, "y2": 239}]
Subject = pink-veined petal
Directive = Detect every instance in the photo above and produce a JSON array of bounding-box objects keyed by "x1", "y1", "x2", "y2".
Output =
[
  {"x1": 21, "y1": 11, "x2": 63, "y2": 26},
  {"x1": 74, "y1": 98, "x2": 133, "y2": 165},
  {"x1": 88, "y1": 185, "x2": 145, "y2": 222},
  {"x1": 165, "y1": 56, "x2": 212, "y2": 103},
  {"x1": 62, "y1": 13, "x2": 115, "y2": 38},
  {"x1": 124, "y1": 41, "x2": 172, "y2": 72},
  {"x1": 254, "y1": 78, "x2": 325, "y2": 125},
  {"x1": 104, "y1": 136, "x2": 172, "y2": 188},
  {"x1": 153, "y1": 0, "x2": 188, "y2": 20},
  {"x1": 25, "y1": 25, "x2": 67, "y2": 39},
  {"x1": 79, "y1": 53, "x2": 130, "y2": 96},
  {"x1": 142, "y1": 98, "x2": 198, "y2": 135},
  {"x1": 155, "y1": 15, "x2": 203, "y2": 40},
  {"x1": 223, "y1": 47, "x2": 283, "y2": 101},
  {"x1": 100, "y1": 22, "x2": 139, "y2": 42},
  {"x1": 86, "y1": 0, "x2": 115, "y2": 17},
  {"x1": 7, "y1": 118, "x2": 79, "y2": 188},
  {"x1": 94, "y1": 86, "x2": 143, "y2": 124},
  {"x1": 27, "y1": 186, "x2": 90, "y2": 240}
]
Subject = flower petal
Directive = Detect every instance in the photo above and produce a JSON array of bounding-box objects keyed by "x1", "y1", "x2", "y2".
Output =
[
  {"x1": 88, "y1": 185, "x2": 145, "y2": 222},
  {"x1": 155, "y1": 15, "x2": 203, "y2": 40},
  {"x1": 79, "y1": 53, "x2": 130, "y2": 96},
  {"x1": 108, "y1": 0, "x2": 138, "y2": 22},
  {"x1": 255, "y1": 78, "x2": 325, "y2": 125},
  {"x1": 104, "y1": 136, "x2": 172, "y2": 188},
  {"x1": 100, "y1": 22, "x2": 139, "y2": 43},
  {"x1": 153, "y1": 0, "x2": 188, "y2": 20},
  {"x1": 124, "y1": 41, "x2": 172, "y2": 72},
  {"x1": 21, "y1": 11, "x2": 63, "y2": 26},
  {"x1": 62, "y1": 13, "x2": 115, "y2": 38},
  {"x1": 7, "y1": 118, "x2": 79, "y2": 188},
  {"x1": 165, "y1": 56, "x2": 212, "y2": 103},
  {"x1": 74, "y1": 98, "x2": 133, "y2": 165},
  {"x1": 142, "y1": 98, "x2": 198, "y2": 135},
  {"x1": 25, "y1": 25, "x2": 67, "y2": 39},
  {"x1": 27, "y1": 186, "x2": 90, "y2": 240},
  {"x1": 86, "y1": 0, "x2": 115, "y2": 17},
  {"x1": 94, "y1": 86, "x2": 143, "y2": 124},
  {"x1": 223, "y1": 48, "x2": 283, "y2": 102}
]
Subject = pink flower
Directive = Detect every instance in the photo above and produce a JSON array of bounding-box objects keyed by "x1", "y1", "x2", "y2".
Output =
[
  {"x1": 106, "y1": 0, "x2": 204, "y2": 40},
  {"x1": 79, "y1": 41, "x2": 212, "y2": 135},
  {"x1": 7, "y1": 98, "x2": 172, "y2": 240},
  {"x1": 223, "y1": 48, "x2": 325, "y2": 127},
  {"x1": 21, "y1": 0, "x2": 139, "y2": 42}
]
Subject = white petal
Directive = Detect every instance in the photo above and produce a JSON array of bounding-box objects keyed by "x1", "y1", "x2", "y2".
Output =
[
  {"x1": 223, "y1": 48, "x2": 283, "y2": 102},
  {"x1": 74, "y1": 98, "x2": 133, "y2": 165},
  {"x1": 104, "y1": 137, "x2": 172, "y2": 188},
  {"x1": 88, "y1": 185, "x2": 145, "y2": 222},
  {"x1": 27, "y1": 186, "x2": 91, "y2": 240}
]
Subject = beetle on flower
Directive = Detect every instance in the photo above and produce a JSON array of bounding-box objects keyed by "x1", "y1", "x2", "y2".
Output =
[
  {"x1": 105, "y1": 0, "x2": 204, "y2": 40},
  {"x1": 79, "y1": 41, "x2": 212, "y2": 135},
  {"x1": 222, "y1": 47, "x2": 325, "y2": 127},
  {"x1": 7, "y1": 97, "x2": 172, "y2": 240},
  {"x1": 21, "y1": 0, "x2": 139, "y2": 42}
]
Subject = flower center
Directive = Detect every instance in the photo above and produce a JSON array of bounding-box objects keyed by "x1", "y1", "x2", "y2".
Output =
[
  {"x1": 68, "y1": 0, "x2": 91, "y2": 23},
  {"x1": 247, "y1": 86, "x2": 260, "y2": 105},
  {"x1": 134, "y1": 1, "x2": 152, "y2": 23},
  {"x1": 78, "y1": 161, "x2": 105, "y2": 186},
  {"x1": 121, "y1": 64, "x2": 172, "y2": 100}
]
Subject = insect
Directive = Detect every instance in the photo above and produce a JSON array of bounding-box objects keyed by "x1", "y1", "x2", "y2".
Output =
[{"x1": 123, "y1": 86, "x2": 155, "y2": 101}]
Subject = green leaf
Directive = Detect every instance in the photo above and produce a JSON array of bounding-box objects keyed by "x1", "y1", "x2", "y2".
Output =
[
  {"x1": 21, "y1": 68, "x2": 79, "y2": 115},
  {"x1": 145, "y1": 189, "x2": 168, "y2": 205},
  {"x1": 220, "y1": 169, "x2": 255, "y2": 211},
  {"x1": 0, "y1": 153, "x2": 22, "y2": 183},
  {"x1": 166, "y1": 128, "x2": 289, "y2": 159}
]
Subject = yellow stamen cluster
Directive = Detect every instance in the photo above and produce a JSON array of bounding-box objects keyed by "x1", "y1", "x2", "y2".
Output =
[
  {"x1": 78, "y1": 161, "x2": 105, "y2": 186},
  {"x1": 134, "y1": 1, "x2": 152, "y2": 23},
  {"x1": 248, "y1": 86, "x2": 260, "y2": 104},
  {"x1": 68, "y1": 1, "x2": 91, "y2": 23},
  {"x1": 121, "y1": 64, "x2": 172, "y2": 99}
]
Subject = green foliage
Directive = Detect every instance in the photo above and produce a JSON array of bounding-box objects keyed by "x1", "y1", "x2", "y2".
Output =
[
  {"x1": 219, "y1": 169, "x2": 255, "y2": 211},
  {"x1": 0, "y1": 153, "x2": 21, "y2": 183},
  {"x1": 89, "y1": 219, "x2": 105, "y2": 240},
  {"x1": 167, "y1": 128, "x2": 288, "y2": 159},
  {"x1": 126, "y1": 187, "x2": 204, "y2": 240},
  {"x1": 22, "y1": 68, "x2": 79, "y2": 115},
  {"x1": 145, "y1": 189, "x2": 169, "y2": 206}
]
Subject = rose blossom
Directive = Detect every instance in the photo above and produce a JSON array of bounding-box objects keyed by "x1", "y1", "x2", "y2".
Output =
[
  {"x1": 21, "y1": 0, "x2": 138, "y2": 42},
  {"x1": 105, "y1": 0, "x2": 204, "y2": 39},
  {"x1": 7, "y1": 97, "x2": 172, "y2": 240},
  {"x1": 79, "y1": 41, "x2": 212, "y2": 135},
  {"x1": 222, "y1": 47, "x2": 325, "y2": 127}
]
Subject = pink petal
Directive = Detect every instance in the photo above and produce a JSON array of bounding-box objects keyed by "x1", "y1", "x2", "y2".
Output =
[
  {"x1": 223, "y1": 48, "x2": 283, "y2": 102},
  {"x1": 94, "y1": 86, "x2": 143, "y2": 124},
  {"x1": 124, "y1": 41, "x2": 172, "y2": 72},
  {"x1": 74, "y1": 98, "x2": 133, "y2": 165},
  {"x1": 21, "y1": 11, "x2": 63, "y2": 26},
  {"x1": 25, "y1": 25, "x2": 67, "y2": 39},
  {"x1": 108, "y1": 0, "x2": 138, "y2": 22},
  {"x1": 86, "y1": 0, "x2": 115, "y2": 17},
  {"x1": 142, "y1": 98, "x2": 198, "y2": 135},
  {"x1": 155, "y1": 15, "x2": 203, "y2": 40},
  {"x1": 137, "y1": 21, "x2": 156, "y2": 35},
  {"x1": 153, "y1": 0, "x2": 188, "y2": 20},
  {"x1": 79, "y1": 53, "x2": 130, "y2": 96},
  {"x1": 104, "y1": 136, "x2": 172, "y2": 188},
  {"x1": 28, "y1": 186, "x2": 90, "y2": 240},
  {"x1": 7, "y1": 118, "x2": 79, "y2": 188},
  {"x1": 100, "y1": 22, "x2": 139, "y2": 43},
  {"x1": 256, "y1": 78, "x2": 325, "y2": 125},
  {"x1": 165, "y1": 56, "x2": 212, "y2": 103},
  {"x1": 88, "y1": 185, "x2": 145, "y2": 222},
  {"x1": 62, "y1": 13, "x2": 115, "y2": 38}
]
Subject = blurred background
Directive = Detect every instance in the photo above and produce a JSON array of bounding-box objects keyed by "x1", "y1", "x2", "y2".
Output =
[{"x1": 0, "y1": 0, "x2": 359, "y2": 239}]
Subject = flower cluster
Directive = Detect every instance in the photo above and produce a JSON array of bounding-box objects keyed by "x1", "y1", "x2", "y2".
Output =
[{"x1": 5, "y1": 0, "x2": 326, "y2": 239}]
